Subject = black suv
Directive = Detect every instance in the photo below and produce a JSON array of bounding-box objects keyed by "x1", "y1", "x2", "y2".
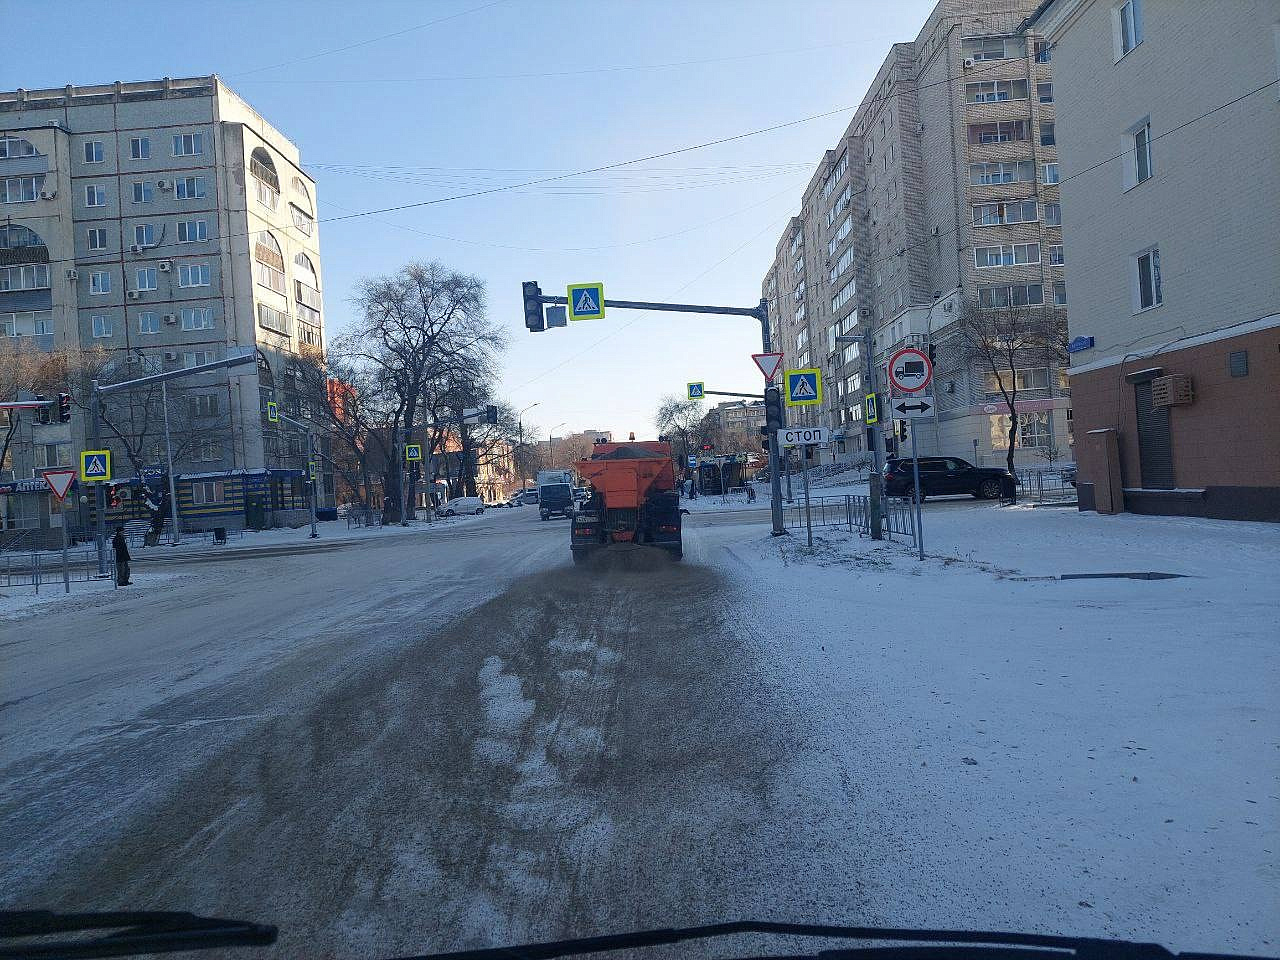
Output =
[{"x1": 883, "y1": 457, "x2": 1013, "y2": 501}]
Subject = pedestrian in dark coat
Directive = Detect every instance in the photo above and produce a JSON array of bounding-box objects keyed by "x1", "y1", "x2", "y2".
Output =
[{"x1": 112, "y1": 525, "x2": 132, "y2": 586}]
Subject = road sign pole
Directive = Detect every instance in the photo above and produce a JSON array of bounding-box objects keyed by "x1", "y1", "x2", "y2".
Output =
[
  {"x1": 60, "y1": 511, "x2": 70, "y2": 594},
  {"x1": 161, "y1": 381, "x2": 181, "y2": 546},
  {"x1": 909, "y1": 424, "x2": 924, "y2": 561},
  {"x1": 865, "y1": 327, "x2": 884, "y2": 540},
  {"x1": 90, "y1": 380, "x2": 108, "y2": 577},
  {"x1": 801, "y1": 452, "x2": 813, "y2": 549},
  {"x1": 308, "y1": 429, "x2": 319, "y2": 539},
  {"x1": 759, "y1": 300, "x2": 785, "y2": 538}
]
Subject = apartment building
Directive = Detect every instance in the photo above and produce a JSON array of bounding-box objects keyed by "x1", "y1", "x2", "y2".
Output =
[
  {"x1": 1026, "y1": 0, "x2": 1279, "y2": 520},
  {"x1": 0, "y1": 76, "x2": 330, "y2": 539},
  {"x1": 762, "y1": 0, "x2": 1071, "y2": 468}
]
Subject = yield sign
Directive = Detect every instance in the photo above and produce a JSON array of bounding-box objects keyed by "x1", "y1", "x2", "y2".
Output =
[
  {"x1": 42, "y1": 468, "x2": 77, "y2": 502},
  {"x1": 751, "y1": 352, "x2": 784, "y2": 381}
]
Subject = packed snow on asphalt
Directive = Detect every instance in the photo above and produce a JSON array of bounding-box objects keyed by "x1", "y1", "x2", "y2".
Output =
[{"x1": 1, "y1": 504, "x2": 1275, "y2": 958}]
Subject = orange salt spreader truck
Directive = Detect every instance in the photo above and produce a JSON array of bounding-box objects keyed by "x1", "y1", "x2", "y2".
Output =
[{"x1": 570, "y1": 440, "x2": 684, "y2": 563}]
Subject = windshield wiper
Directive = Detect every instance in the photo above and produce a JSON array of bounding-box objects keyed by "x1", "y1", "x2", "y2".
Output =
[
  {"x1": 0, "y1": 910, "x2": 277, "y2": 959},
  {"x1": 387, "y1": 920, "x2": 1277, "y2": 960}
]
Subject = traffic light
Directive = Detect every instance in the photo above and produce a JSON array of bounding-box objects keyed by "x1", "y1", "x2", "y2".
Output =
[
  {"x1": 57, "y1": 392, "x2": 71, "y2": 422},
  {"x1": 107, "y1": 484, "x2": 121, "y2": 509},
  {"x1": 484, "y1": 404, "x2": 498, "y2": 424},
  {"x1": 522, "y1": 281, "x2": 544, "y2": 332},
  {"x1": 898, "y1": 421, "x2": 909, "y2": 443},
  {"x1": 763, "y1": 384, "x2": 784, "y2": 432},
  {"x1": 928, "y1": 342, "x2": 937, "y2": 365}
]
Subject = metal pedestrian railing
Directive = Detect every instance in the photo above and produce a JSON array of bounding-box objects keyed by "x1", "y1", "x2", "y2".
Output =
[
  {"x1": 780, "y1": 494, "x2": 918, "y2": 548},
  {"x1": 1, "y1": 547, "x2": 117, "y2": 594},
  {"x1": 1001, "y1": 469, "x2": 1078, "y2": 505}
]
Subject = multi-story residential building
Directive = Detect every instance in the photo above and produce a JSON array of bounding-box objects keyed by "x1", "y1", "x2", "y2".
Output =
[
  {"x1": 762, "y1": 0, "x2": 1071, "y2": 468},
  {"x1": 705, "y1": 399, "x2": 766, "y2": 448},
  {"x1": 1025, "y1": 0, "x2": 1279, "y2": 521},
  {"x1": 0, "y1": 76, "x2": 329, "y2": 541}
]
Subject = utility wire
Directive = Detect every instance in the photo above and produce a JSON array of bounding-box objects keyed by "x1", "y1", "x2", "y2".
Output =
[{"x1": 228, "y1": 0, "x2": 509, "y2": 78}]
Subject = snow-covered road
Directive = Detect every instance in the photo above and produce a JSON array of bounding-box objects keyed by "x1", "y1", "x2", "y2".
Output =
[{"x1": 2, "y1": 505, "x2": 1275, "y2": 957}]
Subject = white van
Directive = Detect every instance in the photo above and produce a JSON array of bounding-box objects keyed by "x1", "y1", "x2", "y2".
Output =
[{"x1": 439, "y1": 496, "x2": 485, "y2": 516}]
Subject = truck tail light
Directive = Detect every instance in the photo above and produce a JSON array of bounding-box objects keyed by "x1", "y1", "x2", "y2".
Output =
[{"x1": 658, "y1": 524, "x2": 678, "y2": 533}]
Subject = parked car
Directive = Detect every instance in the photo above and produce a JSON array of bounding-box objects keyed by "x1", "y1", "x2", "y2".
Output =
[
  {"x1": 882, "y1": 457, "x2": 1013, "y2": 501},
  {"x1": 438, "y1": 496, "x2": 486, "y2": 516},
  {"x1": 519, "y1": 489, "x2": 539, "y2": 505},
  {"x1": 1062, "y1": 464, "x2": 1078, "y2": 486}
]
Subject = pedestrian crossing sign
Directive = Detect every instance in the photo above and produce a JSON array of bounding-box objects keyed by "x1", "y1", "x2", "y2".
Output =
[
  {"x1": 405, "y1": 443, "x2": 422, "y2": 462},
  {"x1": 687, "y1": 382, "x2": 705, "y2": 400},
  {"x1": 266, "y1": 400, "x2": 279, "y2": 423},
  {"x1": 80, "y1": 449, "x2": 112, "y2": 482},
  {"x1": 784, "y1": 368, "x2": 822, "y2": 407},
  {"x1": 566, "y1": 282, "x2": 605, "y2": 321}
]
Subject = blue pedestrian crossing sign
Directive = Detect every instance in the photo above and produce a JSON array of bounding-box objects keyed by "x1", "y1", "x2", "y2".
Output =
[
  {"x1": 687, "y1": 455, "x2": 697, "y2": 468},
  {"x1": 80, "y1": 449, "x2": 111, "y2": 482},
  {"x1": 784, "y1": 368, "x2": 823, "y2": 407},
  {"x1": 687, "y1": 381, "x2": 705, "y2": 400},
  {"x1": 405, "y1": 443, "x2": 422, "y2": 462},
  {"x1": 566, "y1": 282, "x2": 605, "y2": 321},
  {"x1": 864, "y1": 392, "x2": 880, "y2": 424}
]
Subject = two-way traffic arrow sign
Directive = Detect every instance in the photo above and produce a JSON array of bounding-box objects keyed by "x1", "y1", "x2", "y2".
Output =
[{"x1": 892, "y1": 395, "x2": 935, "y2": 419}]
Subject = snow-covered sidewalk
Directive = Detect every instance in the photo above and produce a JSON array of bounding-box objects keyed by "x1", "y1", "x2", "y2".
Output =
[{"x1": 692, "y1": 509, "x2": 1279, "y2": 952}]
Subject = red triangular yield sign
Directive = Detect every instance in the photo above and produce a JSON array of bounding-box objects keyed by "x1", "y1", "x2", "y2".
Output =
[
  {"x1": 42, "y1": 468, "x2": 77, "y2": 501},
  {"x1": 752, "y1": 352, "x2": 785, "y2": 381}
]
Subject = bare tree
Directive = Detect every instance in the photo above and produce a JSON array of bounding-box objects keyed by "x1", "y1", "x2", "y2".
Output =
[
  {"x1": 0, "y1": 341, "x2": 67, "y2": 480},
  {"x1": 654, "y1": 395, "x2": 711, "y2": 467},
  {"x1": 947, "y1": 298, "x2": 1067, "y2": 480},
  {"x1": 341, "y1": 261, "x2": 505, "y2": 522}
]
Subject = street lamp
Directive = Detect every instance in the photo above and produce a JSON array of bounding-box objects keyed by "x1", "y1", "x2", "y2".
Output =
[
  {"x1": 517, "y1": 402, "x2": 540, "y2": 492},
  {"x1": 547, "y1": 422, "x2": 566, "y2": 468}
]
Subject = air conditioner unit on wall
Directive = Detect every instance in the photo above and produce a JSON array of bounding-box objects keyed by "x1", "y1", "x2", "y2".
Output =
[
  {"x1": 158, "y1": 260, "x2": 171, "y2": 272},
  {"x1": 157, "y1": 180, "x2": 171, "y2": 190},
  {"x1": 129, "y1": 244, "x2": 143, "y2": 254},
  {"x1": 39, "y1": 189, "x2": 57, "y2": 201},
  {"x1": 963, "y1": 57, "x2": 977, "y2": 69},
  {"x1": 1152, "y1": 374, "x2": 1194, "y2": 408},
  {"x1": 127, "y1": 290, "x2": 140, "y2": 300},
  {"x1": 65, "y1": 268, "x2": 79, "y2": 280},
  {"x1": 163, "y1": 314, "x2": 178, "y2": 324},
  {"x1": 163, "y1": 351, "x2": 178, "y2": 361}
]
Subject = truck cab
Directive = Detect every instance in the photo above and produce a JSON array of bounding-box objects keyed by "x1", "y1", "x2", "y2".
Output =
[{"x1": 538, "y1": 482, "x2": 575, "y2": 520}]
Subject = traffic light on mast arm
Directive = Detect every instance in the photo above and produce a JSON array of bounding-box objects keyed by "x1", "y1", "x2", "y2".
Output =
[
  {"x1": 763, "y1": 384, "x2": 784, "y2": 432},
  {"x1": 523, "y1": 281, "x2": 545, "y2": 332}
]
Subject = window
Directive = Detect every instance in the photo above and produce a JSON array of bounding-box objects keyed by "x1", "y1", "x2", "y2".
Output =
[
  {"x1": 130, "y1": 137, "x2": 150, "y2": 160},
  {"x1": 175, "y1": 176, "x2": 206, "y2": 200},
  {"x1": 1048, "y1": 244, "x2": 1064, "y2": 265},
  {"x1": 794, "y1": 301, "x2": 806, "y2": 322},
  {"x1": 133, "y1": 223, "x2": 155, "y2": 247},
  {"x1": 0, "y1": 176, "x2": 39, "y2": 204},
  {"x1": 87, "y1": 227, "x2": 108, "y2": 250},
  {"x1": 91, "y1": 314, "x2": 113, "y2": 338},
  {"x1": 977, "y1": 283, "x2": 1044, "y2": 308},
  {"x1": 172, "y1": 133, "x2": 204, "y2": 156},
  {"x1": 190, "y1": 395, "x2": 220, "y2": 418},
  {"x1": 183, "y1": 350, "x2": 215, "y2": 368},
  {"x1": 290, "y1": 177, "x2": 315, "y2": 236},
  {"x1": 1041, "y1": 162, "x2": 1060, "y2": 184},
  {"x1": 0, "y1": 224, "x2": 40, "y2": 249},
  {"x1": 827, "y1": 183, "x2": 852, "y2": 225},
  {"x1": 0, "y1": 264, "x2": 51, "y2": 291},
  {"x1": 0, "y1": 137, "x2": 37, "y2": 159},
  {"x1": 1037, "y1": 82, "x2": 1054, "y2": 103},
  {"x1": 1135, "y1": 247, "x2": 1162, "y2": 310},
  {"x1": 177, "y1": 219, "x2": 208, "y2": 243},
  {"x1": 831, "y1": 278, "x2": 857, "y2": 314},
  {"x1": 966, "y1": 79, "x2": 1028, "y2": 103},
  {"x1": 1035, "y1": 40, "x2": 1052, "y2": 63},
  {"x1": 1044, "y1": 202, "x2": 1061, "y2": 226},
  {"x1": 132, "y1": 181, "x2": 153, "y2": 203},
  {"x1": 257, "y1": 302, "x2": 289, "y2": 334},
  {"x1": 250, "y1": 148, "x2": 280, "y2": 210},
  {"x1": 135, "y1": 267, "x2": 157, "y2": 291},
  {"x1": 829, "y1": 245, "x2": 855, "y2": 283},
  {"x1": 139, "y1": 311, "x2": 160, "y2": 334},
  {"x1": 1053, "y1": 280, "x2": 1067, "y2": 305},
  {"x1": 985, "y1": 368, "x2": 1050, "y2": 396},
  {"x1": 1229, "y1": 351, "x2": 1249, "y2": 378},
  {"x1": 0, "y1": 314, "x2": 13, "y2": 337},
  {"x1": 974, "y1": 243, "x2": 1040, "y2": 268},
  {"x1": 962, "y1": 36, "x2": 1026, "y2": 61},
  {"x1": 1134, "y1": 122, "x2": 1153, "y2": 184},
  {"x1": 972, "y1": 199, "x2": 1038, "y2": 226},
  {"x1": 841, "y1": 341, "x2": 860, "y2": 365},
  {"x1": 34, "y1": 442, "x2": 73, "y2": 469},
  {"x1": 968, "y1": 120, "x2": 1029, "y2": 144},
  {"x1": 180, "y1": 306, "x2": 214, "y2": 330},
  {"x1": 254, "y1": 232, "x2": 287, "y2": 294},
  {"x1": 191, "y1": 480, "x2": 223, "y2": 505},
  {"x1": 85, "y1": 184, "x2": 106, "y2": 207},
  {"x1": 297, "y1": 321, "x2": 322, "y2": 349},
  {"x1": 970, "y1": 160, "x2": 1035, "y2": 185},
  {"x1": 84, "y1": 140, "x2": 104, "y2": 163},
  {"x1": 1117, "y1": 0, "x2": 1143, "y2": 57},
  {"x1": 1040, "y1": 123, "x2": 1056, "y2": 146},
  {"x1": 89, "y1": 270, "x2": 111, "y2": 294},
  {"x1": 827, "y1": 215, "x2": 852, "y2": 256},
  {"x1": 178, "y1": 263, "x2": 210, "y2": 287}
]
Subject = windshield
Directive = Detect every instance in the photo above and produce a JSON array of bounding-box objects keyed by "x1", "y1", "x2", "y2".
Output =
[{"x1": 4, "y1": 6, "x2": 1276, "y2": 960}]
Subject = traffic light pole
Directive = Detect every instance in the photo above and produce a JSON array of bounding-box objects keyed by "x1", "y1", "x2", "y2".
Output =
[
  {"x1": 276, "y1": 409, "x2": 319, "y2": 539},
  {"x1": 528, "y1": 288, "x2": 786, "y2": 536}
]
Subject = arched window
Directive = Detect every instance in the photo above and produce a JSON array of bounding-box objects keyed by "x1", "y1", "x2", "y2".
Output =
[
  {"x1": 289, "y1": 177, "x2": 314, "y2": 236},
  {"x1": 293, "y1": 252, "x2": 321, "y2": 330},
  {"x1": 0, "y1": 137, "x2": 38, "y2": 159},
  {"x1": 253, "y1": 231, "x2": 286, "y2": 295},
  {"x1": 0, "y1": 223, "x2": 46, "y2": 253},
  {"x1": 249, "y1": 147, "x2": 279, "y2": 210}
]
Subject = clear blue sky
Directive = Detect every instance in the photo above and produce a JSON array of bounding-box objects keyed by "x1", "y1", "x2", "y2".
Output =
[{"x1": 17, "y1": 0, "x2": 934, "y2": 440}]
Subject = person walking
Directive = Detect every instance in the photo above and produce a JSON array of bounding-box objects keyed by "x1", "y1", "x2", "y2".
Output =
[{"x1": 112, "y1": 525, "x2": 132, "y2": 586}]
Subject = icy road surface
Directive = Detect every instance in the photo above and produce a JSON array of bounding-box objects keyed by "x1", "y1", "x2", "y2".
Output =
[{"x1": 2, "y1": 505, "x2": 1276, "y2": 957}]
